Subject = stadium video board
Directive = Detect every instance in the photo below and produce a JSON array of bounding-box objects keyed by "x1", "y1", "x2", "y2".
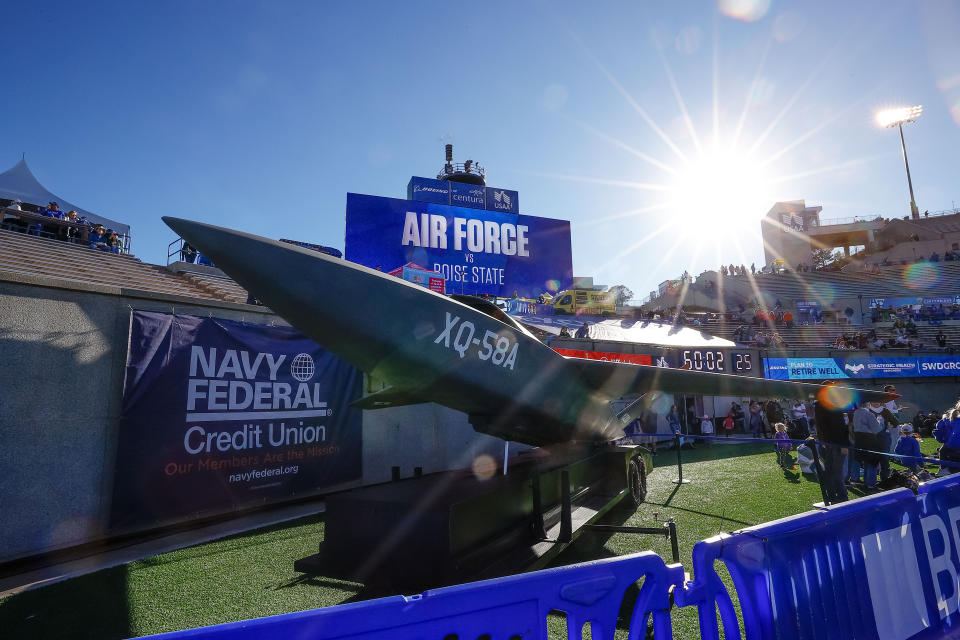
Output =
[
  {"x1": 763, "y1": 355, "x2": 960, "y2": 380},
  {"x1": 344, "y1": 193, "x2": 572, "y2": 299}
]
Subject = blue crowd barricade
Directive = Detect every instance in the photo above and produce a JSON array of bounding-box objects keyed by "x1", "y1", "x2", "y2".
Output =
[
  {"x1": 679, "y1": 475, "x2": 960, "y2": 640},
  {"x1": 134, "y1": 462, "x2": 960, "y2": 640},
  {"x1": 137, "y1": 551, "x2": 685, "y2": 640}
]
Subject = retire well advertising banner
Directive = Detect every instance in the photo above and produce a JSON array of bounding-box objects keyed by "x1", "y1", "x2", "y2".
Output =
[
  {"x1": 110, "y1": 311, "x2": 362, "y2": 530},
  {"x1": 344, "y1": 193, "x2": 573, "y2": 299},
  {"x1": 764, "y1": 355, "x2": 960, "y2": 380}
]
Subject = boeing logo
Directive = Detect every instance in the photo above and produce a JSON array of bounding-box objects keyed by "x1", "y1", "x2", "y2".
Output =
[{"x1": 414, "y1": 185, "x2": 448, "y2": 194}]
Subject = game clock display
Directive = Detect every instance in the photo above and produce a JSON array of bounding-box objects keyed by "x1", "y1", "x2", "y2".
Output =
[{"x1": 668, "y1": 350, "x2": 754, "y2": 374}]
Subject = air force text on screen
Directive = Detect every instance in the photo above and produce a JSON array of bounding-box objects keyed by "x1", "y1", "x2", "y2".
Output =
[{"x1": 400, "y1": 211, "x2": 526, "y2": 285}]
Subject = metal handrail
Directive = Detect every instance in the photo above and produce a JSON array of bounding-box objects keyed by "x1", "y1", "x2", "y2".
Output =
[
  {"x1": 819, "y1": 206, "x2": 960, "y2": 227},
  {"x1": 437, "y1": 161, "x2": 486, "y2": 179}
]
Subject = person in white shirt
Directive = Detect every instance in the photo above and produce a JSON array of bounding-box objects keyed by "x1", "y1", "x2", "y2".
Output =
[
  {"x1": 792, "y1": 400, "x2": 810, "y2": 436},
  {"x1": 700, "y1": 414, "x2": 715, "y2": 444}
]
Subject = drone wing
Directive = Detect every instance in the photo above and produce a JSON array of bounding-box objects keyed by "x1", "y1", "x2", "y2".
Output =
[{"x1": 566, "y1": 358, "x2": 896, "y2": 405}]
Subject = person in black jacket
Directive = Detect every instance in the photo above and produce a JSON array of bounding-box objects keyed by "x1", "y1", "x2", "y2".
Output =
[{"x1": 814, "y1": 398, "x2": 849, "y2": 504}]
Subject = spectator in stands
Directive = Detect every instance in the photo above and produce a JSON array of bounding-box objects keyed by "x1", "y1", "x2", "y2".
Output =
[
  {"x1": 895, "y1": 425, "x2": 923, "y2": 473},
  {"x1": 773, "y1": 333, "x2": 786, "y2": 347},
  {"x1": 181, "y1": 242, "x2": 198, "y2": 263},
  {"x1": 574, "y1": 322, "x2": 590, "y2": 339},
  {"x1": 6, "y1": 199, "x2": 21, "y2": 211},
  {"x1": 751, "y1": 262, "x2": 756, "y2": 275},
  {"x1": 736, "y1": 325, "x2": 747, "y2": 343},
  {"x1": 930, "y1": 252, "x2": 940, "y2": 262},
  {"x1": 784, "y1": 311, "x2": 794, "y2": 328},
  {"x1": 42, "y1": 202, "x2": 63, "y2": 218},
  {"x1": 937, "y1": 330, "x2": 947, "y2": 348},
  {"x1": 558, "y1": 326, "x2": 571, "y2": 338},
  {"x1": 106, "y1": 230, "x2": 121, "y2": 254},
  {"x1": 906, "y1": 318, "x2": 918, "y2": 336},
  {"x1": 88, "y1": 225, "x2": 109, "y2": 251}
]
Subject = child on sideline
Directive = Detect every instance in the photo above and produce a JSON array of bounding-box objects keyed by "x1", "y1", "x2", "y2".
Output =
[
  {"x1": 722, "y1": 412, "x2": 735, "y2": 437},
  {"x1": 700, "y1": 414, "x2": 714, "y2": 446},
  {"x1": 895, "y1": 424, "x2": 923, "y2": 473},
  {"x1": 774, "y1": 422, "x2": 792, "y2": 468}
]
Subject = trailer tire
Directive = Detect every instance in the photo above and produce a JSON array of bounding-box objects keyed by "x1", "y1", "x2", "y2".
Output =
[{"x1": 627, "y1": 457, "x2": 647, "y2": 506}]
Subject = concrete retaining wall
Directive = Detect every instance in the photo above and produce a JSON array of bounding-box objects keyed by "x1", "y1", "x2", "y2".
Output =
[{"x1": 0, "y1": 272, "x2": 506, "y2": 564}]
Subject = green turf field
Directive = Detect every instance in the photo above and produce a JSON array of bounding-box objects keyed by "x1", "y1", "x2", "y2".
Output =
[{"x1": 0, "y1": 437, "x2": 941, "y2": 639}]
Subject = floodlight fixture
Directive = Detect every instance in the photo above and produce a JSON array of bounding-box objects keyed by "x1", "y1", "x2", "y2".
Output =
[
  {"x1": 876, "y1": 105, "x2": 923, "y2": 128},
  {"x1": 876, "y1": 105, "x2": 923, "y2": 219}
]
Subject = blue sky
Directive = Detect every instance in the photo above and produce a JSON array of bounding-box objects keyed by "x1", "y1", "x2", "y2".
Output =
[{"x1": 3, "y1": 0, "x2": 960, "y2": 299}]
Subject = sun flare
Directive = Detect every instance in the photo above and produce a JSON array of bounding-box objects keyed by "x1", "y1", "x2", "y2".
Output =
[{"x1": 668, "y1": 149, "x2": 773, "y2": 231}]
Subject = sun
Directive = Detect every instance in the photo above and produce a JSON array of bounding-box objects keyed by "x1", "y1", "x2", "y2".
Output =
[{"x1": 667, "y1": 148, "x2": 773, "y2": 233}]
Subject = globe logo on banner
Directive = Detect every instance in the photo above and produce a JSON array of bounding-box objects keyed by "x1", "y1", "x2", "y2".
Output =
[{"x1": 290, "y1": 353, "x2": 316, "y2": 381}]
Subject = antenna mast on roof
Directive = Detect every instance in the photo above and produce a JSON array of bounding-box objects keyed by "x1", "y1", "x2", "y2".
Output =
[{"x1": 437, "y1": 144, "x2": 485, "y2": 186}]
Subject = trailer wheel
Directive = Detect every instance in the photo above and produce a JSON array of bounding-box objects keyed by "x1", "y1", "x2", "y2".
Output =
[{"x1": 627, "y1": 457, "x2": 647, "y2": 506}]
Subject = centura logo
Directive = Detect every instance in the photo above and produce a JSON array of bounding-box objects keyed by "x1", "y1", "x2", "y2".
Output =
[
  {"x1": 290, "y1": 353, "x2": 316, "y2": 382},
  {"x1": 493, "y1": 190, "x2": 513, "y2": 209},
  {"x1": 845, "y1": 363, "x2": 865, "y2": 374}
]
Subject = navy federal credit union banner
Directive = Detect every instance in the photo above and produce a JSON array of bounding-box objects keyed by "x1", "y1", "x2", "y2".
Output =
[
  {"x1": 764, "y1": 355, "x2": 960, "y2": 380},
  {"x1": 110, "y1": 311, "x2": 362, "y2": 530},
  {"x1": 344, "y1": 193, "x2": 573, "y2": 299}
]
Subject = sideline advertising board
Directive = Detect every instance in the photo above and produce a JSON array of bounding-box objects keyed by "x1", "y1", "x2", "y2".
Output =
[
  {"x1": 869, "y1": 295, "x2": 960, "y2": 309},
  {"x1": 344, "y1": 193, "x2": 572, "y2": 299},
  {"x1": 764, "y1": 355, "x2": 960, "y2": 380},
  {"x1": 552, "y1": 348, "x2": 652, "y2": 365},
  {"x1": 110, "y1": 311, "x2": 362, "y2": 530}
]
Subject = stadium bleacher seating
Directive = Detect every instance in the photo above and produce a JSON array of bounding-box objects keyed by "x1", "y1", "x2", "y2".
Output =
[
  {"x1": 700, "y1": 316, "x2": 960, "y2": 351},
  {"x1": 649, "y1": 263, "x2": 960, "y2": 313},
  {"x1": 0, "y1": 227, "x2": 252, "y2": 304}
]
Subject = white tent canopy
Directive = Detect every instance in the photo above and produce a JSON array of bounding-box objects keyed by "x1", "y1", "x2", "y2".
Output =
[{"x1": 0, "y1": 158, "x2": 130, "y2": 236}]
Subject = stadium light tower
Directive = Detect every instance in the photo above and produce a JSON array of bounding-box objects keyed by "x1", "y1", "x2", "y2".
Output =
[{"x1": 876, "y1": 105, "x2": 923, "y2": 219}]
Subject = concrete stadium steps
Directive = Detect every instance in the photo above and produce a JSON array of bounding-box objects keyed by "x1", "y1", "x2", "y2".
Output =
[
  {"x1": 732, "y1": 269, "x2": 951, "y2": 300},
  {"x1": 0, "y1": 228, "x2": 238, "y2": 302},
  {"x1": 178, "y1": 270, "x2": 250, "y2": 305}
]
